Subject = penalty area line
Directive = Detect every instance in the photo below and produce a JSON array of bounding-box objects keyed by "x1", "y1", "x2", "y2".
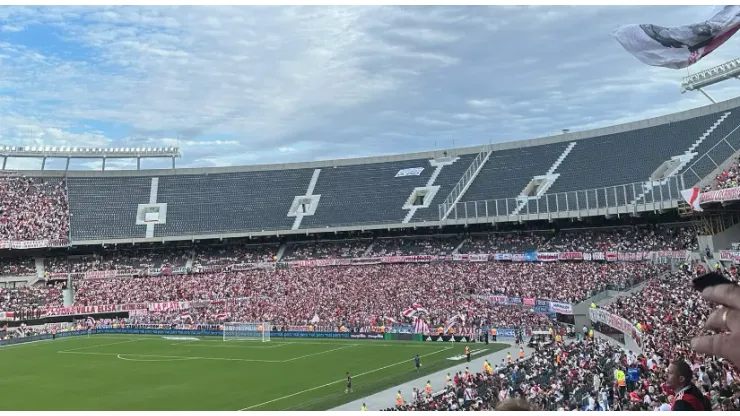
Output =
[{"x1": 238, "y1": 346, "x2": 454, "y2": 411}]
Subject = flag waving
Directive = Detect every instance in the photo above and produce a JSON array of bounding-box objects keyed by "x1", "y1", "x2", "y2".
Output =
[
  {"x1": 402, "y1": 303, "x2": 429, "y2": 318},
  {"x1": 613, "y1": 6, "x2": 740, "y2": 69},
  {"x1": 413, "y1": 316, "x2": 430, "y2": 334},
  {"x1": 444, "y1": 313, "x2": 465, "y2": 333}
]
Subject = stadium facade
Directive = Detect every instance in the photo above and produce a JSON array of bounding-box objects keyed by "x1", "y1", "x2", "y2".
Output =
[{"x1": 7, "y1": 96, "x2": 740, "y2": 247}]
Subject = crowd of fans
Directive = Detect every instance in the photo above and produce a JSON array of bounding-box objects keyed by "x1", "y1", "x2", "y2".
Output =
[
  {"x1": 541, "y1": 225, "x2": 698, "y2": 252},
  {"x1": 394, "y1": 269, "x2": 740, "y2": 412},
  {"x1": 4, "y1": 262, "x2": 661, "y2": 328},
  {"x1": 282, "y1": 240, "x2": 369, "y2": 261},
  {"x1": 713, "y1": 156, "x2": 740, "y2": 190},
  {"x1": 372, "y1": 237, "x2": 463, "y2": 257},
  {"x1": 0, "y1": 258, "x2": 35, "y2": 276},
  {"x1": 44, "y1": 248, "x2": 190, "y2": 274},
  {"x1": 193, "y1": 244, "x2": 277, "y2": 266},
  {"x1": 0, "y1": 176, "x2": 69, "y2": 241}
]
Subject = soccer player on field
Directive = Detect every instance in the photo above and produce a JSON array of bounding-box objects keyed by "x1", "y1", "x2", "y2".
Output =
[
  {"x1": 465, "y1": 345, "x2": 471, "y2": 362},
  {"x1": 345, "y1": 372, "x2": 352, "y2": 393},
  {"x1": 414, "y1": 354, "x2": 421, "y2": 371}
]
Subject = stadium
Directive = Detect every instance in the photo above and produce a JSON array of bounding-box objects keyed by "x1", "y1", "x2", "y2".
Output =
[{"x1": 3, "y1": 5, "x2": 740, "y2": 413}]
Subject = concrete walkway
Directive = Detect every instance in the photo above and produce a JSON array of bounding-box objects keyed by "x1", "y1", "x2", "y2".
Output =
[{"x1": 331, "y1": 339, "x2": 535, "y2": 411}]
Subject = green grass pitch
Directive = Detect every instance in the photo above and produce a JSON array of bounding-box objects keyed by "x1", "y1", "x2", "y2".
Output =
[{"x1": 0, "y1": 334, "x2": 507, "y2": 411}]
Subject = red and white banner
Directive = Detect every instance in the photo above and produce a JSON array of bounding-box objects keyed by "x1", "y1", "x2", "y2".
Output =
[
  {"x1": 44, "y1": 303, "x2": 148, "y2": 317},
  {"x1": 536, "y1": 252, "x2": 559, "y2": 262},
  {"x1": 489, "y1": 295, "x2": 508, "y2": 304},
  {"x1": 652, "y1": 250, "x2": 691, "y2": 260},
  {"x1": 682, "y1": 185, "x2": 740, "y2": 209},
  {"x1": 0, "y1": 239, "x2": 68, "y2": 250},
  {"x1": 522, "y1": 298, "x2": 536, "y2": 307},
  {"x1": 452, "y1": 253, "x2": 489, "y2": 262},
  {"x1": 148, "y1": 301, "x2": 191, "y2": 312},
  {"x1": 548, "y1": 301, "x2": 574, "y2": 315},
  {"x1": 0, "y1": 311, "x2": 15, "y2": 320},
  {"x1": 589, "y1": 308, "x2": 642, "y2": 346},
  {"x1": 558, "y1": 252, "x2": 584, "y2": 261},
  {"x1": 719, "y1": 250, "x2": 740, "y2": 263}
]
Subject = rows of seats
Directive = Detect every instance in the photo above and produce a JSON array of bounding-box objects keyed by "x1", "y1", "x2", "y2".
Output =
[
  {"x1": 412, "y1": 154, "x2": 477, "y2": 223},
  {"x1": 61, "y1": 103, "x2": 740, "y2": 240},
  {"x1": 459, "y1": 143, "x2": 570, "y2": 218},
  {"x1": 300, "y1": 159, "x2": 434, "y2": 228},
  {"x1": 68, "y1": 177, "x2": 151, "y2": 240},
  {"x1": 153, "y1": 170, "x2": 313, "y2": 236}
]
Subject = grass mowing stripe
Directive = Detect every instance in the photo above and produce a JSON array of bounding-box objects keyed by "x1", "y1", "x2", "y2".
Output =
[
  {"x1": 57, "y1": 350, "x2": 285, "y2": 363},
  {"x1": 282, "y1": 345, "x2": 357, "y2": 362},
  {"x1": 238, "y1": 346, "x2": 454, "y2": 411},
  {"x1": 58, "y1": 338, "x2": 143, "y2": 352}
]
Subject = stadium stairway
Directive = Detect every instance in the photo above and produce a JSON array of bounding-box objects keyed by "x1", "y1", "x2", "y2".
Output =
[
  {"x1": 275, "y1": 243, "x2": 288, "y2": 262},
  {"x1": 362, "y1": 240, "x2": 376, "y2": 257},
  {"x1": 511, "y1": 142, "x2": 577, "y2": 216},
  {"x1": 452, "y1": 238, "x2": 468, "y2": 254},
  {"x1": 440, "y1": 149, "x2": 493, "y2": 221},
  {"x1": 31, "y1": 257, "x2": 45, "y2": 286},
  {"x1": 331, "y1": 341, "x2": 535, "y2": 412},
  {"x1": 633, "y1": 112, "x2": 732, "y2": 204}
]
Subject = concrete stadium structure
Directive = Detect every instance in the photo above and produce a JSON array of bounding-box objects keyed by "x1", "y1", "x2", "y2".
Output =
[{"x1": 20, "y1": 97, "x2": 740, "y2": 246}]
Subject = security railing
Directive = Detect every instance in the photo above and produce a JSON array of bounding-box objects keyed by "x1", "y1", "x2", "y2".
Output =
[{"x1": 439, "y1": 174, "x2": 687, "y2": 224}]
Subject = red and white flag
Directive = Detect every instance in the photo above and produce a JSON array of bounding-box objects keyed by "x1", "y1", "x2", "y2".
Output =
[
  {"x1": 444, "y1": 313, "x2": 465, "y2": 333},
  {"x1": 613, "y1": 6, "x2": 740, "y2": 69},
  {"x1": 680, "y1": 187, "x2": 703, "y2": 212},
  {"x1": 402, "y1": 303, "x2": 429, "y2": 318},
  {"x1": 413, "y1": 316, "x2": 430, "y2": 334}
]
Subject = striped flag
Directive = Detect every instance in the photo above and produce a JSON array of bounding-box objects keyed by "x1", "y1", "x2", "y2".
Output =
[
  {"x1": 180, "y1": 312, "x2": 192, "y2": 322},
  {"x1": 444, "y1": 313, "x2": 465, "y2": 333},
  {"x1": 216, "y1": 313, "x2": 228, "y2": 321},
  {"x1": 86, "y1": 316, "x2": 96, "y2": 326},
  {"x1": 413, "y1": 316, "x2": 430, "y2": 334},
  {"x1": 402, "y1": 303, "x2": 429, "y2": 318}
]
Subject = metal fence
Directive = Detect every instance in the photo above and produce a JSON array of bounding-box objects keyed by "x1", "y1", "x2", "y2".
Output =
[{"x1": 439, "y1": 174, "x2": 687, "y2": 224}]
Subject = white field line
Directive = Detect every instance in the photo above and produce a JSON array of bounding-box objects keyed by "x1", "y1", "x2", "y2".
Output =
[
  {"x1": 58, "y1": 338, "x2": 144, "y2": 353},
  {"x1": 281, "y1": 345, "x2": 356, "y2": 363},
  {"x1": 0, "y1": 336, "x2": 77, "y2": 350},
  {"x1": 0, "y1": 335, "x2": 144, "y2": 351},
  {"x1": 117, "y1": 354, "x2": 198, "y2": 362},
  {"x1": 57, "y1": 350, "x2": 283, "y2": 363},
  {"x1": 238, "y1": 346, "x2": 454, "y2": 411},
  {"x1": 181, "y1": 342, "x2": 295, "y2": 349}
]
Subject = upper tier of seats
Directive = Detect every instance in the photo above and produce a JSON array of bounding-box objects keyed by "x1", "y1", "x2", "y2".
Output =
[{"x1": 11, "y1": 98, "x2": 739, "y2": 241}]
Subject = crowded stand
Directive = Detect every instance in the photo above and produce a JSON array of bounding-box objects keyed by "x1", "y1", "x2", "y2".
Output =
[
  {"x1": 44, "y1": 248, "x2": 190, "y2": 274},
  {"x1": 281, "y1": 239, "x2": 369, "y2": 261},
  {"x1": 0, "y1": 258, "x2": 36, "y2": 276},
  {"x1": 391, "y1": 269, "x2": 740, "y2": 412},
  {"x1": 0, "y1": 282, "x2": 62, "y2": 315},
  {"x1": 193, "y1": 243, "x2": 278, "y2": 266},
  {"x1": 457, "y1": 233, "x2": 547, "y2": 254},
  {"x1": 713, "y1": 155, "x2": 740, "y2": 190},
  {"x1": 542, "y1": 225, "x2": 698, "y2": 252},
  {"x1": 61, "y1": 262, "x2": 661, "y2": 325},
  {"x1": 0, "y1": 176, "x2": 69, "y2": 241},
  {"x1": 371, "y1": 237, "x2": 463, "y2": 257}
]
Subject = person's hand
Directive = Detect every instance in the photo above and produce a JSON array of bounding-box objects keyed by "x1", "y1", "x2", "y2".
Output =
[{"x1": 691, "y1": 282, "x2": 740, "y2": 367}]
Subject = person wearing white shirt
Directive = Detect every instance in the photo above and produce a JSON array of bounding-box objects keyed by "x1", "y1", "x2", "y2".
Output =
[{"x1": 587, "y1": 394, "x2": 596, "y2": 410}]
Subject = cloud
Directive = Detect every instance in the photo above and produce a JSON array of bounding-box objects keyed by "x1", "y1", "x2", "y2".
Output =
[{"x1": 0, "y1": 5, "x2": 738, "y2": 169}]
